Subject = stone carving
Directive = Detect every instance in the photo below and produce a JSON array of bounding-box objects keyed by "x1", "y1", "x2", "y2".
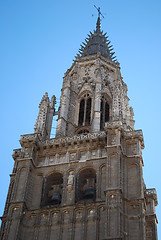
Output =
[
  {"x1": 20, "y1": 133, "x2": 40, "y2": 142},
  {"x1": 67, "y1": 171, "x2": 74, "y2": 193},
  {"x1": 105, "y1": 120, "x2": 122, "y2": 129},
  {"x1": 125, "y1": 129, "x2": 143, "y2": 138},
  {"x1": 1, "y1": 13, "x2": 158, "y2": 240},
  {"x1": 46, "y1": 131, "x2": 106, "y2": 145}
]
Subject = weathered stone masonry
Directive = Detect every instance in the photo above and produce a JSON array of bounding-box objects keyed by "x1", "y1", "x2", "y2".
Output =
[{"x1": 0, "y1": 14, "x2": 158, "y2": 240}]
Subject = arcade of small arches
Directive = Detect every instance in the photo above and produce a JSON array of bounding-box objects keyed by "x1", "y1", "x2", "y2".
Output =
[
  {"x1": 41, "y1": 166, "x2": 106, "y2": 208},
  {"x1": 77, "y1": 92, "x2": 111, "y2": 134}
]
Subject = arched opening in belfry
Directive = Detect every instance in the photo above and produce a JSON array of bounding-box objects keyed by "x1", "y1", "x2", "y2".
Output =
[
  {"x1": 100, "y1": 96, "x2": 110, "y2": 130},
  {"x1": 41, "y1": 172, "x2": 63, "y2": 207},
  {"x1": 77, "y1": 129, "x2": 89, "y2": 134},
  {"x1": 78, "y1": 94, "x2": 92, "y2": 127},
  {"x1": 76, "y1": 168, "x2": 96, "y2": 202}
]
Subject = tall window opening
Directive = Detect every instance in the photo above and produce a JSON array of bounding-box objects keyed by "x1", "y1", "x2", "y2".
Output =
[
  {"x1": 78, "y1": 94, "x2": 92, "y2": 126},
  {"x1": 41, "y1": 172, "x2": 63, "y2": 207},
  {"x1": 100, "y1": 96, "x2": 110, "y2": 130},
  {"x1": 76, "y1": 168, "x2": 96, "y2": 202}
]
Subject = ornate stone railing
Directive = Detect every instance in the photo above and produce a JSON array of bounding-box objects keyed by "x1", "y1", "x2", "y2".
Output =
[
  {"x1": 12, "y1": 148, "x2": 22, "y2": 160},
  {"x1": 12, "y1": 147, "x2": 35, "y2": 160},
  {"x1": 45, "y1": 131, "x2": 106, "y2": 145},
  {"x1": 105, "y1": 120, "x2": 123, "y2": 129},
  {"x1": 13, "y1": 148, "x2": 21, "y2": 154},
  {"x1": 146, "y1": 188, "x2": 156, "y2": 196},
  {"x1": 20, "y1": 133, "x2": 42, "y2": 148},
  {"x1": 145, "y1": 188, "x2": 158, "y2": 205},
  {"x1": 125, "y1": 129, "x2": 143, "y2": 138},
  {"x1": 20, "y1": 133, "x2": 41, "y2": 142}
]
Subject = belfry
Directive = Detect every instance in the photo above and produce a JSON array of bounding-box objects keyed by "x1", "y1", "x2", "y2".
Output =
[{"x1": 0, "y1": 10, "x2": 158, "y2": 240}]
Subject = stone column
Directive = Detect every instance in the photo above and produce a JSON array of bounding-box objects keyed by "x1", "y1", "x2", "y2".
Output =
[
  {"x1": 104, "y1": 123, "x2": 123, "y2": 239},
  {"x1": 92, "y1": 68, "x2": 102, "y2": 132},
  {"x1": 56, "y1": 85, "x2": 70, "y2": 137},
  {"x1": 3, "y1": 204, "x2": 23, "y2": 240}
]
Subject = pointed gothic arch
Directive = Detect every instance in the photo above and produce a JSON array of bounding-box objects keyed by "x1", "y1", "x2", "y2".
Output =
[
  {"x1": 100, "y1": 95, "x2": 111, "y2": 130},
  {"x1": 78, "y1": 93, "x2": 92, "y2": 127},
  {"x1": 75, "y1": 167, "x2": 96, "y2": 202},
  {"x1": 41, "y1": 172, "x2": 63, "y2": 207}
]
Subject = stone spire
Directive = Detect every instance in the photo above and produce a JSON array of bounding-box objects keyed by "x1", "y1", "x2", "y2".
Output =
[
  {"x1": 96, "y1": 15, "x2": 101, "y2": 33},
  {"x1": 76, "y1": 13, "x2": 117, "y2": 62}
]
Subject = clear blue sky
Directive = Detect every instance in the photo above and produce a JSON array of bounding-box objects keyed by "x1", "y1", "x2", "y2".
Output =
[{"x1": 0, "y1": 0, "x2": 161, "y2": 236}]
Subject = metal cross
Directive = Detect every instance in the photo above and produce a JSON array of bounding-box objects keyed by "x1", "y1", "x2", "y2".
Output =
[{"x1": 94, "y1": 5, "x2": 104, "y2": 19}]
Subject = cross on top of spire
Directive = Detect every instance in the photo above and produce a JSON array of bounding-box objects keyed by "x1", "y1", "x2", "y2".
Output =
[
  {"x1": 94, "y1": 5, "x2": 104, "y2": 20},
  {"x1": 94, "y1": 5, "x2": 104, "y2": 32}
]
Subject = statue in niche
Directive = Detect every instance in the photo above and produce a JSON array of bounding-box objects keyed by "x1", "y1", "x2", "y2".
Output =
[{"x1": 67, "y1": 171, "x2": 74, "y2": 193}]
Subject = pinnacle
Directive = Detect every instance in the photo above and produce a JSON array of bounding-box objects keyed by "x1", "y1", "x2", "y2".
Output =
[
  {"x1": 39, "y1": 92, "x2": 50, "y2": 106},
  {"x1": 96, "y1": 16, "x2": 101, "y2": 33}
]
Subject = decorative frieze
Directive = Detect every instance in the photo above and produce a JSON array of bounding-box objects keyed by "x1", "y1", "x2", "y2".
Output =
[{"x1": 47, "y1": 131, "x2": 106, "y2": 145}]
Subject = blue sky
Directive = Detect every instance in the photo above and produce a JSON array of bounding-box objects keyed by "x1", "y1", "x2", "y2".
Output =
[{"x1": 0, "y1": 0, "x2": 161, "y2": 236}]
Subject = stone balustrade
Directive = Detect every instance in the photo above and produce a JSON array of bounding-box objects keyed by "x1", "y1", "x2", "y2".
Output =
[{"x1": 145, "y1": 188, "x2": 158, "y2": 205}]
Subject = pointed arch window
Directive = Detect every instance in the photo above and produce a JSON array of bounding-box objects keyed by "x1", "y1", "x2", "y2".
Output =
[
  {"x1": 76, "y1": 168, "x2": 96, "y2": 202},
  {"x1": 41, "y1": 172, "x2": 63, "y2": 207},
  {"x1": 78, "y1": 94, "x2": 92, "y2": 126},
  {"x1": 100, "y1": 96, "x2": 110, "y2": 130}
]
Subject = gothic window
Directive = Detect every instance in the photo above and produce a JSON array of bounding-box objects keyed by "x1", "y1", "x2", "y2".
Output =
[
  {"x1": 100, "y1": 96, "x2": 110, "y2": 130},
  {"x1": 78, "y1": 94, "x2": 92, "y2": 127},
  {"x1": 78, "y1": 99, "x2": 85, "y2": 126},
  {"x1": 41, "y1": 172, "x2": 63, "y2": 207},
  {"x1": 76, "y1": 168, "x2": 96, "y2": 202}
]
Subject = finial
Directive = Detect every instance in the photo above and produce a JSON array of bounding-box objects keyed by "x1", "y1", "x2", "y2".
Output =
[
  {"x1": 94, "y1": 5, "x2": 104, "y2": 32},
  {"x1": 96, "y1": 16, "x2": 101, "y2": 32},
  {"x1": 94, "y1": 5, "x2": 104, "y2": 19}
]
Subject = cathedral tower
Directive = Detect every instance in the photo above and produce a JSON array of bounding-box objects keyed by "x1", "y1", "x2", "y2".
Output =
[{"x1": 0, "y1": 12, "x2": 158, "y2": 240}]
